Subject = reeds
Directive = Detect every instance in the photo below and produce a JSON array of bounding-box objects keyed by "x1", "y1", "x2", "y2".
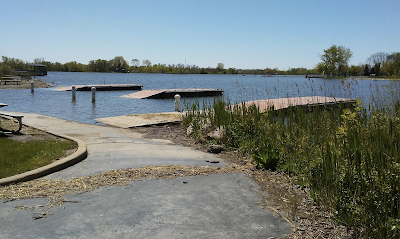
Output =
[{"x1": 183, "y1": 81, "x2": 400, "y2": 238}]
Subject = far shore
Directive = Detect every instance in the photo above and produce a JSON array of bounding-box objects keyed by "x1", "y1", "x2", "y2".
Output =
[{"x1": 352, "y1": 77, "x2": 399, "y2": 81}]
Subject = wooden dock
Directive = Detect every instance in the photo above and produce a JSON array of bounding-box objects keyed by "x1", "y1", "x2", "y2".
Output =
[
  {"x1": 95, "y1": 96, "x2": 355, "y2": 128},
  {"x1": 122, "y1": 88, "x2": 224, "y2": 99},
  {"x1": 237, "y1": 96, "x2": 356, "y2": 112},
  {"x1": 56, "y1": 84, "x2": 143, "y2": 91}
]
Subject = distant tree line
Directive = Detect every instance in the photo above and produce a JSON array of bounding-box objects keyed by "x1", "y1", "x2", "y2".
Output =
[
  {"x1": 316, "y1": 45, "x2": 400, "y2": 78},
  {"x1": 1, "y1": 50, "x2": 400, "y2": 78}
]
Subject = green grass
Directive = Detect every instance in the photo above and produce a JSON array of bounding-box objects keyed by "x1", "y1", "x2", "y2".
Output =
[
  {"x1": 183, "y1": 83, "x2": 400, "y2": 238},
  {"x1": 0, "y1": 138, "x2": 76, "y2": 179}
]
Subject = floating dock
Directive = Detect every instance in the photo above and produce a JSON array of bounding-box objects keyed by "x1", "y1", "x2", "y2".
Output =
[
  {"x1": 122, "y1": 88, "x2": 224, "y2": 99},
  {"x1": 56, "y1": 84, "x2": 143, "y2": 91},
  {"x1": 237, "y1": 96, "x2": 356, "y2": 112},
  {"x1": 96, "y1": 96, "x2": 355, "y2": 128}
]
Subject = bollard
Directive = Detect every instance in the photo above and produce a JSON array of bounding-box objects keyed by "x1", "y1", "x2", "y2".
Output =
[
  {"x1": 91, "y1": 87, "x2": 96, "y2": 103},
  {"x1": 72, "y1": 85, "x2": 76, "y2": 100},
  {"x1": 174, "y1": 94, "x2": 181, "y2": 112},
  {"x1": 30, "y1": 81, "x2": 34, "y2": 93}
]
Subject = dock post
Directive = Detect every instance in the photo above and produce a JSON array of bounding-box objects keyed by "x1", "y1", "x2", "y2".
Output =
[
  {"x1": 174, "y1": 94, "x2": 181, "y2": 112},
  {"x1": 92, "y1": 87, "x2": 96, "y2": 103},
  {"x1": 30, "y1": 81, "x2": 34, "y2": 93},
  {"x1": 72, "y1": 85, "x2": 76, "y2": 100}
]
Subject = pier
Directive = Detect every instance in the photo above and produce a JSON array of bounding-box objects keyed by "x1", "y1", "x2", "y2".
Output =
[
  {"x1": 122, "y1": 88, "x2": 224, "y2": 99},
  {"x1": 56, "y1": 84, "x2": 143, "y2": 91},
  {"x1": 95, "y1": 96, "x2": 355, "y2": 128},
  {"x1": 237, "y1": 96, "x2": 356, "y2": 112}
]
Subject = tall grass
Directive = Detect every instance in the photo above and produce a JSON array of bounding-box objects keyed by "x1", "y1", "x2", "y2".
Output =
[{"x1": 183, "y1": 82, "x2": 400, "y2": 238}]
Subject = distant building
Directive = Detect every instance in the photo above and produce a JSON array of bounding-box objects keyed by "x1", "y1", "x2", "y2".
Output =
[{"x1": 27, "y1": 63, "x2": 47, "y2": 76}]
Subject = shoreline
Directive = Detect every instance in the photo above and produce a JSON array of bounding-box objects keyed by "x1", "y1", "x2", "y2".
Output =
[{"x1": 0, "y1": 79, "x2": 52, "y2": 90}]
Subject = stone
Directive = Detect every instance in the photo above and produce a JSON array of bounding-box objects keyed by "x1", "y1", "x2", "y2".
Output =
[
  {"x1": 207, "y1": 126, "x2": 224, "y2": 140},
  {"x1": 207, "y1": 145, "x2": 224, "y2": 154}
]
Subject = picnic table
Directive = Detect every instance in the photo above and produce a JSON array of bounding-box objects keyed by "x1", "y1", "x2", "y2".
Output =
[
  {"x1": 1, "y1": 76, "x2": 21, "y2": 85},
  {"x1": 0, "y1": 104, "x2": 24, "y2": 132}
]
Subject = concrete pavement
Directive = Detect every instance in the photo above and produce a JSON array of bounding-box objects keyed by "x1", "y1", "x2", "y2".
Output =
[{"x1": 0, "y1": 112, "x2": 291, "y2": 238}]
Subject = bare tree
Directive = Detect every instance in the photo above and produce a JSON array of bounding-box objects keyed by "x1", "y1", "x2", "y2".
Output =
[
  {"x1": 142, "y1": 59, "x2": 152, "y2": 67},
  {"x1": 131, "y1": 59, "x2": 140, "y2": 67},
  {"x1": 366, "y1": 52, "x2": 388, "y2": 66}
]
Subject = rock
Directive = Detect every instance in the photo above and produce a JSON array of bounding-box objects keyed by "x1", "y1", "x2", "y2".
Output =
[
  {"x1": 186, "y1": 125, "x2": 193, "y2": 135},
  {"x1": 207, "y1": 126, "x2": 224, "y2": 140},
  {"x1": 207, "y1": 145, "x2": 224, "y2": 154},
  {"x1": 205, "y1": 159, "x2": 220, "y2": 163}
]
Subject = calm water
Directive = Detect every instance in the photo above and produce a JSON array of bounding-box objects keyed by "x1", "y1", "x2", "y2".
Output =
[{"x1": 0, "y1": 72, "x2": 388, "y2": 124}]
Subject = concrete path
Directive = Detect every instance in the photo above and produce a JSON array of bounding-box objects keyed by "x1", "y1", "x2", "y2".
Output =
[{"x1": 0, "y1": 112, "x2": 291, "y2": 238}]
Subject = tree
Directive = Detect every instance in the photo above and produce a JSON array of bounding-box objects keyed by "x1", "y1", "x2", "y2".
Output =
[
  {"x1": 348, "y1": 64, "x2": 364, "y2": 76},
  {"x1": 131, "y1": 59, "x2": 139, "y2": 68},
  {"x1": 366, "y1": 52, "x2": 388, "y2": 66},
  {"x1": 1, "y1": 56, "x2": 26, "y2": 71},
  {"x1": 33, "y1": 57, "x2": 45, "y2": 63},
  {"x1": 88, "y1": 59, "x2": 109, "y2": 72},
  {"x1": 217, "y1": 63, "x2": 224, "y2": 71},
  {"x1": 110, "y1": 56, "x2": 129, "y2": 72},
  {"x1": 317, "y1": 45, "x2": 353, "y2": 77},
  {"x1": 142, "y1": 59, "x2": 152, "y2": 67},
  {"x1": 364, "y1": 64, "x2": 370, "y2": 76},
  {"x1": 382, "y1": 52, "x2": 400, "y2": 77}
]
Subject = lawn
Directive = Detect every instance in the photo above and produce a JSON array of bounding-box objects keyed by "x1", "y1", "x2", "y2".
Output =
[{"x1": 0, "y1": 137, "x2": 76, "y2": 179}]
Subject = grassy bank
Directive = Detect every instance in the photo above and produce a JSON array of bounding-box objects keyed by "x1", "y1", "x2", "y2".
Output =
[
  {"x1": 0, "y1": 138, "x2": 76, "y2": 179},
  {"x1": 183, "y1": 83, "x2": 400, "y2": 238}
]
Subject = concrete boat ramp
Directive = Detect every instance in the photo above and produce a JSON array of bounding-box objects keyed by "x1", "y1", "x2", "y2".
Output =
[
  {"x1": 122, "y1": 88, "x2": 224, "y2": 99},
  {"x1": 56, "y1": 84, "x2": 143, "y2": 91},
  {"x1": 96, "y1": 112, "x2": 184, "y2": 128}
]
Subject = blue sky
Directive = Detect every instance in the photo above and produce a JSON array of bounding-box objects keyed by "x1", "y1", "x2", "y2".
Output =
[{"x1": 1, "y1": 0, "x2": 399, "y2": 70}]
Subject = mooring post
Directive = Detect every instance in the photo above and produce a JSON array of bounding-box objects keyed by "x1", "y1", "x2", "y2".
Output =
[
  {"x1": 92, "y1": 87, "x2": 96, "y2": 103},
  {"x1": 30, "y1": 80, "x2": 34, "y2": 93},
  {"x1": 72, "y1": 85, "x2": 76, "y2": 100},
  {"x1": 174, "y1": 94, "x2": 181, "y2": 112}
]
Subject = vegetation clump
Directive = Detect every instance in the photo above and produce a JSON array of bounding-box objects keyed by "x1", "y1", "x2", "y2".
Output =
[{"x1": 183, "y1": 83, "x2": 400, "y2": 238}]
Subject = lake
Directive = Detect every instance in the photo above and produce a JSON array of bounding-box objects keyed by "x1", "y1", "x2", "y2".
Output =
[{"x1": 0, "y1": 72, "x2": 388, "y2": 124}]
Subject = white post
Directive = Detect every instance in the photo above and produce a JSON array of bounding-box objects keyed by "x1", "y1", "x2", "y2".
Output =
[
  {"x1": 72, "y1": 85, "x2": 76, "y2": 100},
  {"x1": 174, "y1": 94, "x2": 181, "y2": 112},
  {"x1": 30, "y1": 80, "x2": 34, "y2": 93},
  {"x1": 91, "y1": 87, "x2": 96, "y2": 103}
]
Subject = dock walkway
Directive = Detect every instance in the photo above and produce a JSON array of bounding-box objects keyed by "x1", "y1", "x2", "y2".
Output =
[
  {"x1": 96, "y1": 96, "x2": 355, "y2": 128},
  {"x1": 238, "y1": 96, "x2": 356, "y2": 112},
  {"x1": 122, "y1": 88, "x2": 224, "y2": 99},
  {"x1": 56, "y1": 84, "x2": 143, "y2": 91}
]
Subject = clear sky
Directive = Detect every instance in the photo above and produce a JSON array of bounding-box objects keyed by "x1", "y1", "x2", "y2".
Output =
[{"x1": 1, "y1": 0, "x2": 399, "y2": 70}]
